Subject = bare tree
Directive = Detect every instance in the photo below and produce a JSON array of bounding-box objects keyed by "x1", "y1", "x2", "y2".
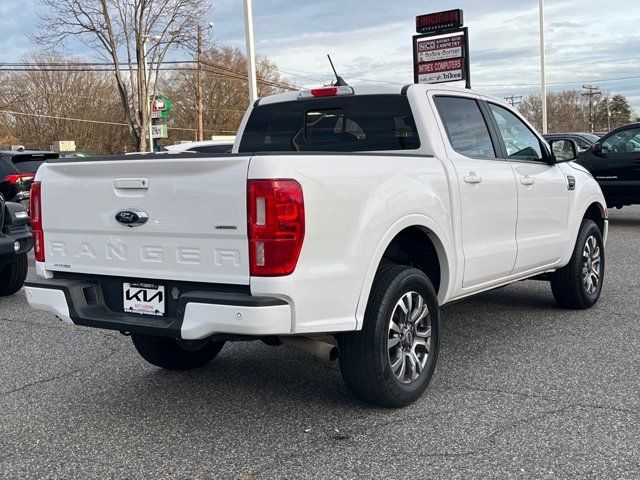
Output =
[
  {"x1": 164, "y1": 46, "x2": 290, "y2": 143},
  {"x1": 2, "y1": 53, "x2": 133, "y2": 153},
  {"x1": 34, "y1": 0, "x2": 212, "y2": 151}
]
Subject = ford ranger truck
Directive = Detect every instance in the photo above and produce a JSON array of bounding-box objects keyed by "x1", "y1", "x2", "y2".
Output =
[{"x1": 25, "y1": 84, "x2": 608, "y2": 408}]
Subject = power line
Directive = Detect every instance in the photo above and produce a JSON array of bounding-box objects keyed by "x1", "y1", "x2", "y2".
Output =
[
  {"x1": 0, "y1": 109, "x2": 238, "y2": 134},
  {"x1": 0, "y1": 59, "x2": 298, "y2": 91}
]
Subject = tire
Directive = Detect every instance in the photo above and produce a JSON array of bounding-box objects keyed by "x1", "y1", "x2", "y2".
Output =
[
  {"x1": 550, "y1": 219, "x2": 604, "y2": 309},
  {"x1": 338, "y1": 265, "x2": 441, "y2": 408},
  {"x1": 131, "y1": 334, "x2": 225, "y2": 370},
  {"x1": 0, "y1": 253, "x2": 28, "y2": 297}
]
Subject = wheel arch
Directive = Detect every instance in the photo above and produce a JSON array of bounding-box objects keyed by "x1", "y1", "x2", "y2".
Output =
[
  {"x1": 582, "y1": 201, "x2": 607, "y2": 235},
  {"x1": 355, "y1": 215, "x2": 453, "y2": 330}
]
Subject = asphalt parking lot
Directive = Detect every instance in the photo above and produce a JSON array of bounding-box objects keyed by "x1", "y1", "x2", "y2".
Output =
[{"x1": 1, "y1": 207, "x2": 639, "y2": 479}]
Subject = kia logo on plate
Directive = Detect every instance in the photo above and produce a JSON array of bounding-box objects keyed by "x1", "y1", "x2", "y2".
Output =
[{"x1": 115, "y1": 208, "x2": 149, "y2": 227}]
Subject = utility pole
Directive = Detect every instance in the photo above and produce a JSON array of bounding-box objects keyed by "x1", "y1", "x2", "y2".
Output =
[
  {"x1": 243, "y1": 0, "x2": 258, "y2": 104},
  {"x1": 539, "y1": 0, "x2": 547, "y2": 133},
  {"x1": 197, "y1": 25, "x2": 203, "y2": 142},
  {"x1": 581, "y1": 84, "x2": 602, "y2": 132},
  {"x1": 504, "y1": 95, "x2": 523, "y2": 108},
  {"x1": 196, "y1": 23, "x2": 213, "y2": 142},
  {"x1": 142, "y1": 36, "x2": 154, "y2": 153}
]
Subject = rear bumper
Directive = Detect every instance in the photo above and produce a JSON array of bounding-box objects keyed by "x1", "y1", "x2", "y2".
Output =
[{"x1": 24, "y1": 276, "x2": 292, "y2": 340}]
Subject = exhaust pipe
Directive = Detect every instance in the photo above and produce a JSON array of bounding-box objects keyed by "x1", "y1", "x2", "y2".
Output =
[{"x1": 279, "y1": 336, "x2": 339, "y2": 361}]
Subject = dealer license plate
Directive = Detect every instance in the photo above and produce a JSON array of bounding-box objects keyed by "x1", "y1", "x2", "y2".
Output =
[{"x1": 123, "y1": 283, "x2": 165, "y2": 316}]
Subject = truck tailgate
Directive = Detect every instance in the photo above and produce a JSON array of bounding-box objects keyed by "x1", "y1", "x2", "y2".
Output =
[{"x1": 39, "y1": 156, "x2": 251, "y2": 285}]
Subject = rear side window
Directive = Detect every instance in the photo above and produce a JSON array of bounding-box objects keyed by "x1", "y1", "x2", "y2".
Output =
[
  {"x1": 239, "y1": 95, "x2": 420, "y2": 152},
  {"x1": 434, "y1": 96, "x2": 496, "y2": 158}
]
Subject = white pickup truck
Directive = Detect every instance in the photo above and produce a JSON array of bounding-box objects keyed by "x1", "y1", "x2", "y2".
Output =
[{"x1": 25, "y1": 84, "x2": 607, "y2": 407}]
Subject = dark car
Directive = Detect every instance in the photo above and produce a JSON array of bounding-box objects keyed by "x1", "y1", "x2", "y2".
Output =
[
  {"x1": 577, "y1": 123, "x2": 640, "y2": 208},
  {"x1": 543, "y1": 132, "x2": 600, "y2": 151},
  {"x1": 0, "y1": 197, "x2": 32, "y2": 296},
  {"x1": 0, "y1": 150, "x2": 59, "y2": 207}
]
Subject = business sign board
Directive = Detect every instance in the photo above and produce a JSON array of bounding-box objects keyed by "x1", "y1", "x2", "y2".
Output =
[
  {"x1": 151, "y1": 109, "x2": 168, "y2": 119},
  {"x1": 417, "y1": 58, "x2": 464, "y2": 84},
  {"x1": 148, "y1": 124, "x2": 168, "y2": 139},
  {"x1": 412, "y1": 9, "x2": 470, "y2": 88},
  {"x1": 417, "y1": 35, "x2": 463, "y2": 63},
  {"x1": 416, "y1": 9, "x2": 463, "y2": 34}
]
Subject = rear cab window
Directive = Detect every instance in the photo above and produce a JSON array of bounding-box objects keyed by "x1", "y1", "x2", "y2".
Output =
[{"x1": 239, "y1": 95, "x2": 420, "y2": 152}]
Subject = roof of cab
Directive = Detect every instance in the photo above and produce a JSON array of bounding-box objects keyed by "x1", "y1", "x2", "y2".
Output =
[{"x1": 254, "y1": 83, "x2": 488, "y2": 106}]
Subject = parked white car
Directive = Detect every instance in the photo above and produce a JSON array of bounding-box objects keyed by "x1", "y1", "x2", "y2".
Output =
[
  {"x1": 25, "y1": 84, "x2": 607, "y2": 407},
  {"x1": 164, "y1": 139, "x2": 234, "y2": 154}
]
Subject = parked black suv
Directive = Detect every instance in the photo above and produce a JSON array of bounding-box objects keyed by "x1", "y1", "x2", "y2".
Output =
[
  {"x1": 0, "y1": 150, "x2": 58, "y2": 209},
  {"x1": 0, "y1": 197, "x2": 32, "y2": 296},
  {"x1": 577, "y1": 123, "x2": 640, "y2": 208}
]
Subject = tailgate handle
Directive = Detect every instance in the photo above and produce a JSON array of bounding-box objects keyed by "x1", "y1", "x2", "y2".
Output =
[{"x1": 114, "y1": 178, "x2": 149, "y2": 189}]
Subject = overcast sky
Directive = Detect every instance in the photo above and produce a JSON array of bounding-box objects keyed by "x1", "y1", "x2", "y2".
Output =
[{"x1": 2, "y1": 0, "x2": 639, "y2": 114}]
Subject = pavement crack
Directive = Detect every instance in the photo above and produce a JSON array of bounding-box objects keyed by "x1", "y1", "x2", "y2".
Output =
[
  {"x1": 452, "y1": 384, "x2": 639, "y2": 416},
  {"x1": 0, "y1": 345, "x2": 122, "y2": 398}
]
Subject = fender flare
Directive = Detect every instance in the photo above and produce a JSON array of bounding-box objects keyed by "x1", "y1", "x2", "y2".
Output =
[
  {"x1": 354, "y1": 214, "x2": 454, "y2": 330},
  {"x1": 561, "y1": 196, "x2": 608, "y2": 264}
]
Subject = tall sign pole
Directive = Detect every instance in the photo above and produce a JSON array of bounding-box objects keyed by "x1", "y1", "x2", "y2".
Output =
[
  {"x1": 539, "y1": 0, "x2": 547, "y2": 133},
  {"x1": 243, "y1": 0, "x2": 258, "y2": 104}
]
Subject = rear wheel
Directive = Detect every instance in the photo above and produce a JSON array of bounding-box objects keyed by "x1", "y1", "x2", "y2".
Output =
[
  {"x1": 338, "y1": 265, "x2": 441, "y2": 408},
  {"x1": 0, "y1": 253, "x2": 28, "y2": 297},
  {"x1": 132, "y1": 334, "x2": 225, "y2": 370},
  {"x1": 550, "y1": 219, "x2": 604, "y2": 309}
]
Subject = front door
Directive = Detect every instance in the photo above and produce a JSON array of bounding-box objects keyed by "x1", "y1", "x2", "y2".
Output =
[
  {"x1": 433, "y1": 95, "x2": 518, "y2": 288},
  {"x1": 486, "y1": 102, "x2": 569, "y2": 273},
  {"x1": 580, "y1": 126, "x2": 640, "y2": 205}
]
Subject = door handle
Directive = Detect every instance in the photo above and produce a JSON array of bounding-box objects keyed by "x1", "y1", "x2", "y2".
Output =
[
  {"x1": 464, "y1": 173, "x2": 482, "y2": 184},
  {"x1": 520, "y1": 176, "x2": 535, "y2": 186}
]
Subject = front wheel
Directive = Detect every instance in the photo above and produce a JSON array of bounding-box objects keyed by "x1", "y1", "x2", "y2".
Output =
[
  {"x1": 0, "y1": 253, "x2": 28, "y2": 297},
  {"x1": 338, "y1": 265, "x2": 441, "y2": 408},
  {"x1": 550, "y1": 219, "x2": 604, "y2": 309},
  {"x1": 132, "y1": 334, "x2": 225, "y2": 370}
]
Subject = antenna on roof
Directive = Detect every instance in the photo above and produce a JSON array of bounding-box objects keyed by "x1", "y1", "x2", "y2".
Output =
[{"x1": 327, "y1": 54, "x2": 348, "y2": 86}]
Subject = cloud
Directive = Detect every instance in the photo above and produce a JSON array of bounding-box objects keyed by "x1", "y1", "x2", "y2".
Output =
[{"x1": 2, "y1": 0, "x2": 640, "y2": 116}]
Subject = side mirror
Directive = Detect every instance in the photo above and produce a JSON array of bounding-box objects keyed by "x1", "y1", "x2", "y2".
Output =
[
  {"x1": 590, "y1": 142, "x2": 607, "y2": 157},
  {"x1": 549, "y1": 138, "x2": 579, "y2": 163}
]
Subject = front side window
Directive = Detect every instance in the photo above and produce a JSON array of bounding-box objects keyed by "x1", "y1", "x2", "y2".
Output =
[
  {"x1": 434, "y1": 96, "x2": 496, "y2": 158},
  {"x1": 601, "y1": 127, "x2": 640, "y2": 154},
  {"x1": 489, "y1": 104, "x2": 544, "y2": 161}
]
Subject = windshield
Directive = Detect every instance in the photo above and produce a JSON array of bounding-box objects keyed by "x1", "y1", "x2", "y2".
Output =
[{"x1": 239, "y1": 95, "x2": 420, "y2": 152}]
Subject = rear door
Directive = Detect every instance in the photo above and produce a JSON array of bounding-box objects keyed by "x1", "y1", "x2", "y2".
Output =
[
  {"x1": 486, "y1": 102, "x2": 569, "y2": 273},
  {"x1": 39, "y1": 155, "x2": 252, "y2": 285},
  {"x1": 433, "y1": 95, "x2": 518, "y2": 288}
]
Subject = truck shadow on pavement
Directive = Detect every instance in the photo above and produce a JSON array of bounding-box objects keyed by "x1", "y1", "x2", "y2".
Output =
[{"x1": 99, "y1": 280, "x2": 568, "y2": 414}]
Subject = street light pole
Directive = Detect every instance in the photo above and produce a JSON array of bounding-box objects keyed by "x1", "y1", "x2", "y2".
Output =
[
  {"x1": 539, "y1": 0, "x2": 547, "y2": 133},
  {"x1": 243, "y1": 0, "x2": 258, "y2": 104}
]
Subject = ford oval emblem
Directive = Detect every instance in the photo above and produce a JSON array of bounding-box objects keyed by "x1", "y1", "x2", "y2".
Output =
[{"x1": 115, "y1": 208, "x2": 149, "y2": 227}]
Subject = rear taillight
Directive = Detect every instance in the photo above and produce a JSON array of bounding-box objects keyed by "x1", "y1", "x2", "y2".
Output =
[
  {"x1": 4, "y1": 173, "x2": 35, "y2": 184},
  {"x1": 30, "y1": 181, "x2": 45, "y2": 262},
  {"x1": 248, "y1": 179, "x2": 304, "y2": 276}
]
